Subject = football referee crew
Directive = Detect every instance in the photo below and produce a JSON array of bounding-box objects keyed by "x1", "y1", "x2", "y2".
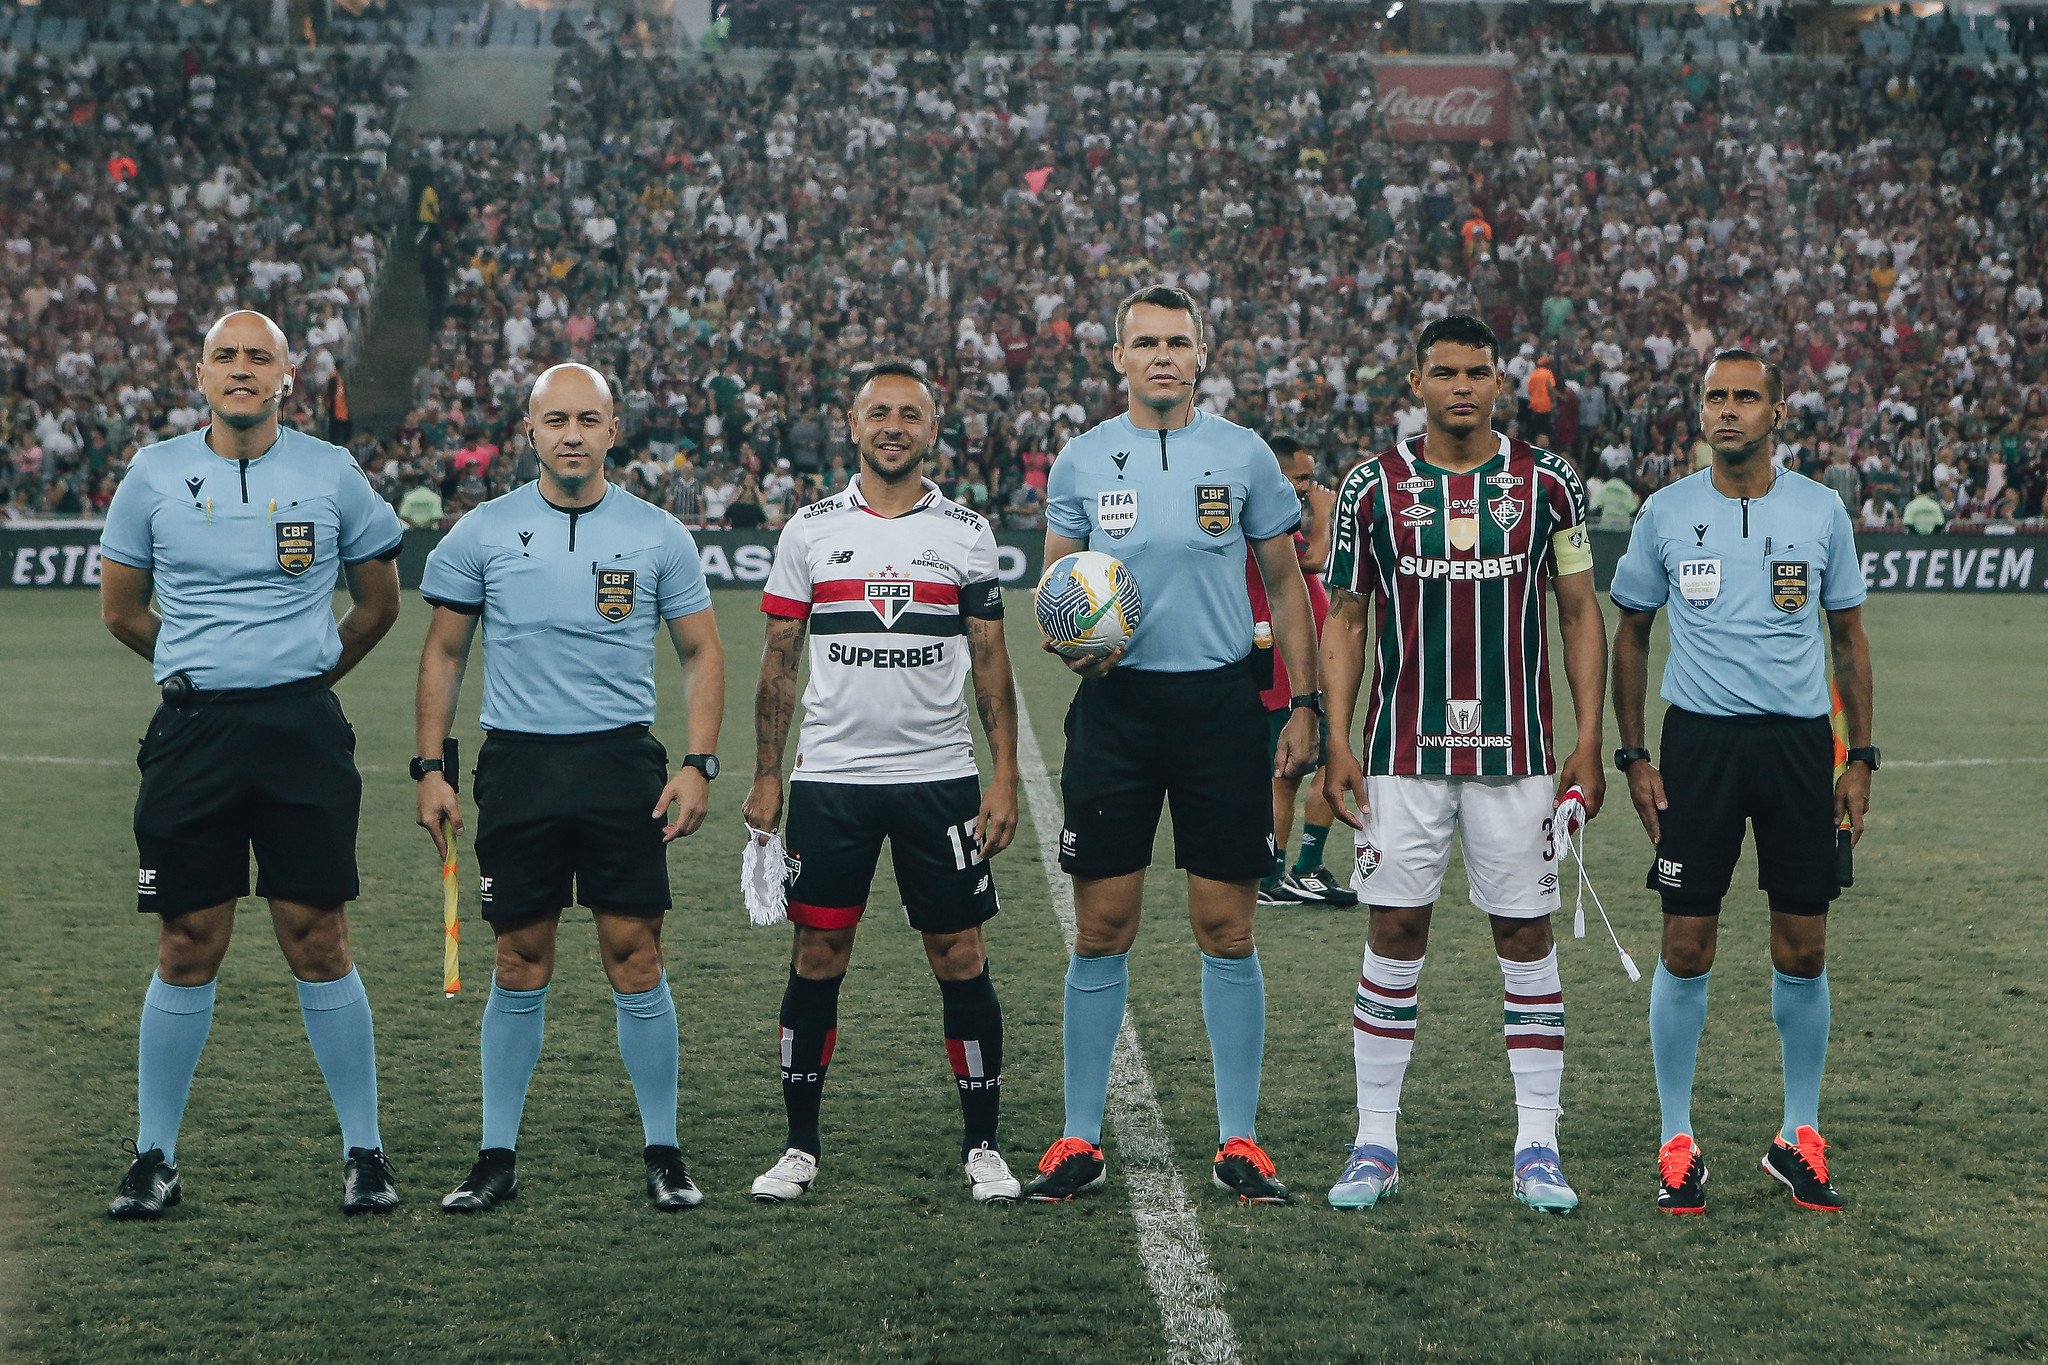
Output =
[
  {"x1": 416, "y1": 363, "x2": 725, "y2": 1213},
  {"x1": 1025, "y1": 285, "x2": 1321, "y2": 1204},
  {"x1": 1611, "y1": 349, "x2": 1875, "y2": 1216},
  {"x1": 100, "y1": 310, "x2": 406, "y2": 1219}
]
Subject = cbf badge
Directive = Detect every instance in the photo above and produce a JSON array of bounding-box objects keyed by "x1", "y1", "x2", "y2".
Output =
[
  {"x1": 595, "y1": 568, "x2": 636, "y2": 621},
  {"x1": 1771, "y1": 560, "x2": 1810, "y2": 613},
  {"x1": 1195, "y1": 484, "x2": 1233, "y2": 537},
  {"x1": 275, "y1": 521, "x2": 316, "y2": 576},
  {"x1": 1678, "y1": 558, "x2": 1721, "y2": 610}
]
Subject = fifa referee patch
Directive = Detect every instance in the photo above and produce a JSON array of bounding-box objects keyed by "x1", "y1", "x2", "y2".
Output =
[
  {"x1": 596, "y1": 568, "x2": 636, "y2": 621},
  {"x1": 275, "y1": 521, "x2": 316, "y2": 576}
]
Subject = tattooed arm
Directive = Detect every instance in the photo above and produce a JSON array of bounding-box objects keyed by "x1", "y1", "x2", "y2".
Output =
[
  {"x1": 740, "y1": 615, "x2": 807, "y2": 839},
  {"x1": 966, "y1": 614, "x2": 1020, "y2": 858}
]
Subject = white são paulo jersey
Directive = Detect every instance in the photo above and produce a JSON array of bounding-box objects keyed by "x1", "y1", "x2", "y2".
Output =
[{"x1": 762, "y1": 475, "x2": 1004, "y2": 784}]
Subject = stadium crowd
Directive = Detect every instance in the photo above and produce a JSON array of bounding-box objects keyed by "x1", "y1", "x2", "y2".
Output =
[
  {"x1": 0, "y1": 40, "x2": 414, "y2": 521},
  {"x1": 366, "y1": 33, "x2": 2048, "y2": 535}
]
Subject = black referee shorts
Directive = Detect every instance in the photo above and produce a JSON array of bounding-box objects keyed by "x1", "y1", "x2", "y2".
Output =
[
  {"x1": 1059, "y1": 661, "x2": 1275, "y2": 883},
  {"x1": 1650, "y1": 707, "x2": 1840, "y2": 913},
  {"x1": 473, "y1": 727, "x2": 672, "y2": 925},
  {"x1": 133, "y1": 681, "x2": 361, "y2": 915}
]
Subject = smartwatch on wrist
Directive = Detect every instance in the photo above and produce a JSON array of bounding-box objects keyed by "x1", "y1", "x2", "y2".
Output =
[
  {"x1": 1289, "y1": 692, "x2": 1324, "y2": 717},
  {"x1": 409, "y1": 757, "x2": 447, "y2": 782},
  {"x1": 682, "y1": 753, "x2": 721, "y2": 780},
  {"x1": 1845, "y1": 745, "x2": 1880, "y2": 771},
  {"x1": 1614, "y1": 747, "x2": 1651, "y2": 773}
]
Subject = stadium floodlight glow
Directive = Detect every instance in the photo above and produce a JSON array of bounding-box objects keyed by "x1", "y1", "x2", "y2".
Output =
[{"x1": 1386, "y1": 2, "x2": 1404, "y2": 16}]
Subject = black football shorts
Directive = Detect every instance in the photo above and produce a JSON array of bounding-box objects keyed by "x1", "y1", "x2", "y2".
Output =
[
  {"x1": 133, "y1": 681, "x2": 361, "y2": 915},
  {"x1": 781, "y1": 776, "x2": 999, "y2": 935},
  {"x1": 473, "y1": 727, "x2": 672, "y2": 924}
]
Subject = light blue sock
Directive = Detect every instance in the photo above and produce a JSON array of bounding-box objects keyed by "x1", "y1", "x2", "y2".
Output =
[
  {"x1": 296, "y1": 968, "x2": 382, "y2": 1153},
  {"x1": 614, "y1": 974, "x2": 679, "y2": 1148},
  {"x1": 1649, "y1": 962, "x2": 1710, "y2": 1144},
  {"x1": 480, "y1": 979, "x2": 550, "y2": 1151},
  {"x1": 1201, "y1": 951, "x2": 1266, "y2": 1144},
  {"x1": 1061, "y1": 952, "x2": 1129, "y2": 1146},
  {"x1": 136, "y1": 973, "x2": 216, "y2": 1163},
  {"x1": 1772, "y1": 969, "x2": 1831, "y2": 1142}
]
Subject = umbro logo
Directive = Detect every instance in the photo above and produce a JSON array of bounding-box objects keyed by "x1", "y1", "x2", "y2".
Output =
[
  {"x1": 518, "y1": 531, "x2": 533, "y2": 548},
  {"x1": 1112, "y1": 451, "x2": 1129, "y2": 472},
  {"x1": 184, "y1": 478, "x2": 204, "y2": 498},
  {"x1": 828, "y1": 549, "x2": 855, "y2": 564}
]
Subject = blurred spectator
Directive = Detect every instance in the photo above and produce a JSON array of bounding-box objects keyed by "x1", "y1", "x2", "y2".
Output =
[{"x1": 1902, "y1": 483, "x2": 1947, "y2": 534}]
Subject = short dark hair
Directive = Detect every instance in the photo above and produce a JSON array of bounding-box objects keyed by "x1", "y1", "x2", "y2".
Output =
[
  {"x1": 1703, "y1": 348, "x2": 1784, "y2": 404},
  {"x1": 1413, "y1": 314, "x2": 1499, "y2": 372},
  {"x1": 1115, "y1": 285, "x2": 1205, "y2": 347},
  {"x1": 852, "y1": 357, "x2": 937, "y2": 410},
  {"x1": 1269, "y1": 434, "x2": 1310, "y2": 463}
]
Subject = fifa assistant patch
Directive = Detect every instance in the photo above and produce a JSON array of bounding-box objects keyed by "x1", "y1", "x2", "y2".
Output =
[
  {"x1": 743, "y1": 827, "x2": 789, "y2": 926},
  {"x1": 1553, "y1": 786, "x2": 1639, "y2": 981}
]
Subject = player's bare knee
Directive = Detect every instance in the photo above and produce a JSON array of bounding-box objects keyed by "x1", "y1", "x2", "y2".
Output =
[
  {"x1": 1074, "y1": 913, "x2": 1140, "y2": 957},
  {"x1": 923, "y1": 929, "x2": 985, "y2": 981},
  {"x1": 1192, "y1": 918, "x2": 1255, "y2": 958},
  {"x1": 492, "y1": 924, "x2": 556, "y2": 990},
  {"x1": 792, "y1": 925, "x2": 855, "y2": 977},
  {"x1": 272, "y1": 906, "x2": 352, "y2": 981},
  {"x1": 155, "y1": 904, "x2": 232, "y2": 982},
  {"x1": 1366, "y1": 905, "x2": 1431, "y2": 960},
  {"x1": 598, "y1": 932, "x2": 664, "y2": 994},
  {"x1": 1491, "y1": 913, "x2": 1554, "y2": 961},
  {"x1": 1768, "y1": 909, "x2": 1828, "y2": 978}
]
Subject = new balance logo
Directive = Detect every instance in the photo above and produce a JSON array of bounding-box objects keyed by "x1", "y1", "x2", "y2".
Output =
[
  {"x1": 828, "y1": 549, "x2": 855, "y2": 564},
  {"x1": 974, "y1": 875, "x2": 991, "y2": 895}
]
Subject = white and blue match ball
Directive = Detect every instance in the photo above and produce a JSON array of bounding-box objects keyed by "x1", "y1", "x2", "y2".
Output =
[{"x1": 1035, "y1": 550, "x2": 1141, "y2": 659}]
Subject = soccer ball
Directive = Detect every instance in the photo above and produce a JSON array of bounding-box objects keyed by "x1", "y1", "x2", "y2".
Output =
[{"x1": 1035, "y1": 550, "x2": 1141, "y2": 659}]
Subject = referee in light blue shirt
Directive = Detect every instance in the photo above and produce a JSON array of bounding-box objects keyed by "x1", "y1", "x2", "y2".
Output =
[
  {"x1": 99, "y1": 310, "x2": 406, "y2": 1220},
  {"x1": 1610, "y1": 348, "x2": 1876, "y2": 1216},
  {"x1": 416, "y1": 362, "x2": 725, "y2": 1214},
  {"x1": 1023, "y1": 285, "x2": 1322, "y2": 1205}
]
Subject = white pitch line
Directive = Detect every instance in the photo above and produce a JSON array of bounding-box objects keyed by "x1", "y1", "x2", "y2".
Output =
[
  {"x1": 1883, "y1": 756, "x2": 2048, "y2": 769},
  {"x1": 1012, "y1": 700, "x2": 1243, "y2": 1365}
]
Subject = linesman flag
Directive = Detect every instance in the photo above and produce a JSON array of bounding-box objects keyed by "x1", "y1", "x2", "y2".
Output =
[{"x1": 438, "y1": 738, "x2": 462, "y2": 998}]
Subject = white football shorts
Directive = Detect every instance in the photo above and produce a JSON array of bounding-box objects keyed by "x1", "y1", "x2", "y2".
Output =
[{"x1": 1349, "y1": 774, "x2": 1562, "y2": 918}]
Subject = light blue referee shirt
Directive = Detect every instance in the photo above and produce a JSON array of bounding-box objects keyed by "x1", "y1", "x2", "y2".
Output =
[
  {"x1": 1046, "y1": 410, "x2": 1300, "y2": 671},
  {"x1": 100, "y1": 426, "x2": 404, "y2": 688},
  {"x1": 1610, "y1": 467, "x2": 1865, "y2": 719},
  {"x1": 420, "y1": 481, "x2": 711, "y2": 734}
]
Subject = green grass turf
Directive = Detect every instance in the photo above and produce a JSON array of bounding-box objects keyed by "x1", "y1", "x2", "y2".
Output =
[{"x1": 0, "y1": 589, "x2": 2042, "y2": 1363}]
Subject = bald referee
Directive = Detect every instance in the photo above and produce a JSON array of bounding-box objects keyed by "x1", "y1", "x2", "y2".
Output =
[
  {"x1": 100, "y1": 310, "x2": 405, "y2": 1219},
  {"x1": 417, "y1": 363, "x2": 725, "y2": 1213},
  {"x1": 1612, "y1": 349, "x2": 1875, "y2": 1215}
]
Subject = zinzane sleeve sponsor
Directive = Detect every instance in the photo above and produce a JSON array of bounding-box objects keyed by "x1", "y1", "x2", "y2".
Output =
[
  {"x1": 1546, "y1": 459, "x2": 1593, "y2": 577},
  {"x1": 657, "y1": 515, "x2": 714, "y2": 619},
  {"x1": 1323, "y1": 464, "x2": 1376, "y2": 594},
  {"x1": 961, "y1": 520, "x2": 1005, "y2": 620},
  {"x1": 761, "y1": 512, "x2": 813, "y2": 619}
]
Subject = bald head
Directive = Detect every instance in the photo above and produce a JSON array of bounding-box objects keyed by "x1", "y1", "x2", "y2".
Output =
[
  {"x1": 528, "y1": 363, "x2": 615, "y2": 419},
  {"x1": 203, "y1": 309, "x2": 289, "y2": 359}
]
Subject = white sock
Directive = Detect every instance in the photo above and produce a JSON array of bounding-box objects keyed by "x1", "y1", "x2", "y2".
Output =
[
  {"x1": 1353, "y1": 949, "x2": 1423, "y2": 1154},
  {"x1": 1501, "y1": 949, "x2": 1564, "y2": 1153}
]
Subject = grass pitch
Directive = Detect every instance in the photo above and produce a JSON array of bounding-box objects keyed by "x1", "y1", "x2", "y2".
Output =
[{"x1": 0, "y1": 589, "x2": 2042, "y2": 1363}]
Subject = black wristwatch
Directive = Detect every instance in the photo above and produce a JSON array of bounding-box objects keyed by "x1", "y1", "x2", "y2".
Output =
[
  {"x1": 409, "y1": 757, "x2": 448, "y2": 782},
  {"x1": 1614, "y1": 747, "x2": 1651, "y2": 773},
  {"x1": 1289, "y1": 692, "x2": 1325, "y2": 717},
  {"x1": 681, "y1": 753, "x2": 721, "y2": 780},
  {"x1": 1845, "y1": 745, "x2": 1880, "y2": 772}
]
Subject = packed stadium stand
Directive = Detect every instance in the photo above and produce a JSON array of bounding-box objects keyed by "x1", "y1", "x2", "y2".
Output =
[{"x1": 1, "y1": 1, "x2": 2043, "y2": 538}]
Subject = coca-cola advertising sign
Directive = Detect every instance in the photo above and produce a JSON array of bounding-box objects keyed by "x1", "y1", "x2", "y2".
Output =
[{"x1": 1376, "y1": 64, "x2": 1514, "y2": 143}]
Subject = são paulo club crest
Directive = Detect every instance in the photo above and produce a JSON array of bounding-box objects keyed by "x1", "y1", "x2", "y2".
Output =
[{"x1": 866, "y1": 569, "x2": 914, "y2": 626}]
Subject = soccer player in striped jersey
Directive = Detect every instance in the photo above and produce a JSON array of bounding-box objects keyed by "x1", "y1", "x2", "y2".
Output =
[
  {"x1": 742, "y1": 359, "x2": 1025, "y2": 1206},
  {"x1": 1319, "y1": 314, "x2": 1609, "y2": 1213}
]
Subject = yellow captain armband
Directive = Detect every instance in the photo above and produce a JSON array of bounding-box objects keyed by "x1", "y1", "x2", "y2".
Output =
[{"x1": 1552, "y1": 524, "x2": 1594, "y2": 576}]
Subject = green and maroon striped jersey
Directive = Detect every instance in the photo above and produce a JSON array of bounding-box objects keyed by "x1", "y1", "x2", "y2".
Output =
[{"x1": 1325, "y1": 433, "x2": 1589, "y2": 777}]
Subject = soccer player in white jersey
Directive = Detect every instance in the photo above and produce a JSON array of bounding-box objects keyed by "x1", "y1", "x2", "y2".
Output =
[
  {"x1": 743, "y1": 360, "x2": 1026, "y2": 1205},
  {"x1": 1320, "y1": 314, "x2": 1609, "y2": 1213}
]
